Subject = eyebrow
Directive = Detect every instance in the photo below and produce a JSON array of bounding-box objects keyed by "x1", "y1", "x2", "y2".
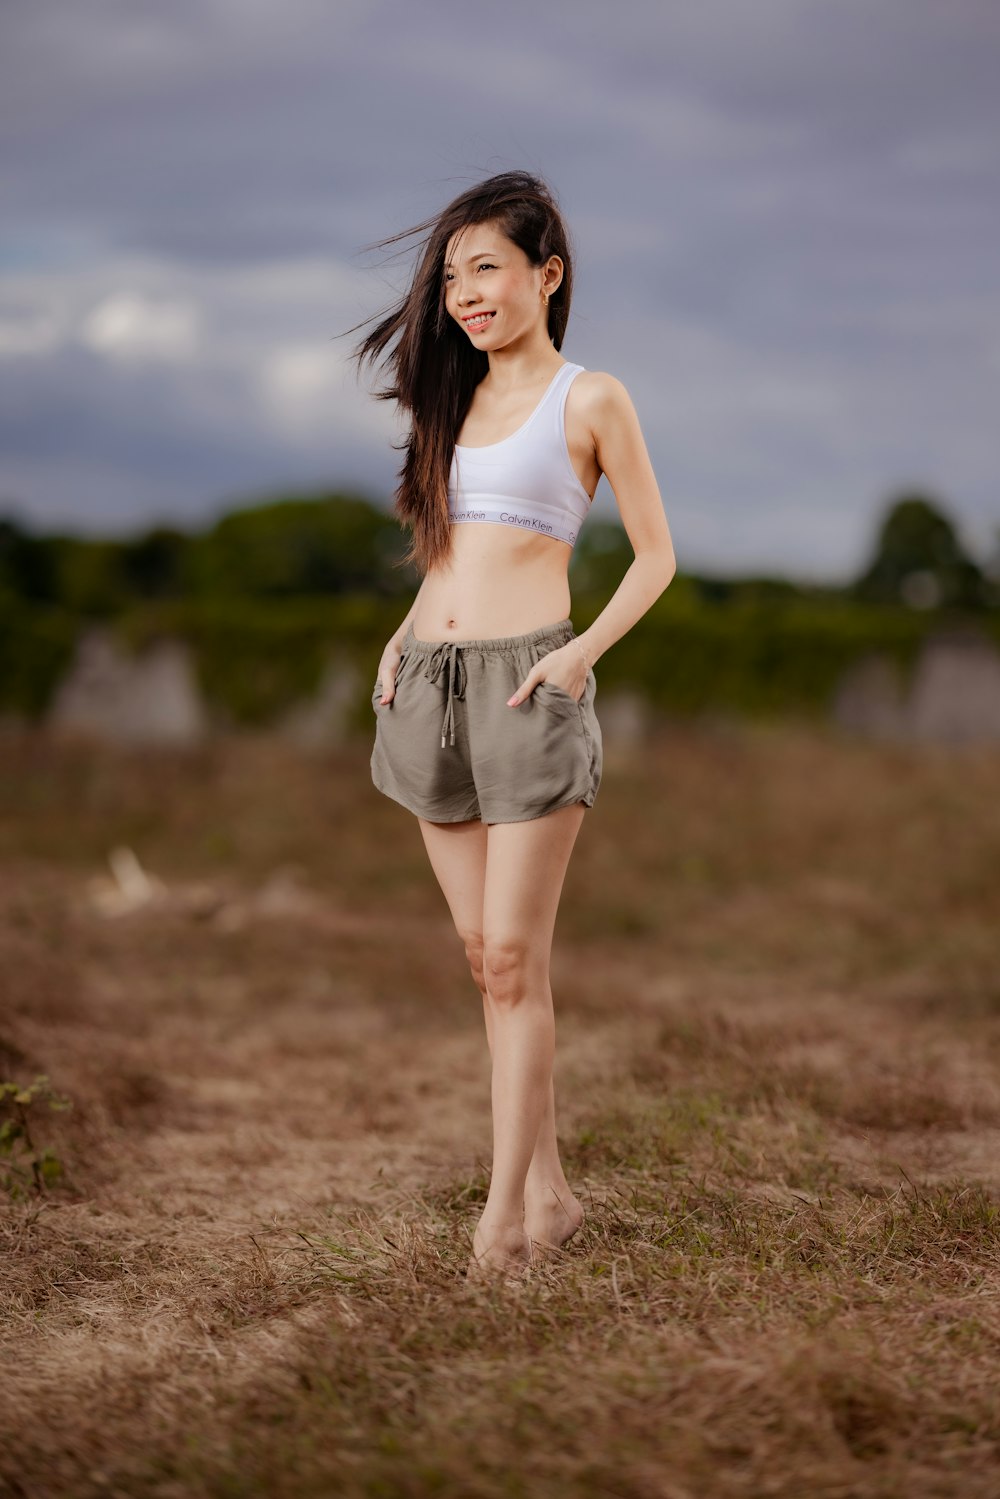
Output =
[{"x1": 444, "y1": 250, "x2": 498, "y2": 268}]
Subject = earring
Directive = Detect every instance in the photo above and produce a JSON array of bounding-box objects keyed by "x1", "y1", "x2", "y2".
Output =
[{"x1": 542, "y1": 293, "x2": 550, "y2": 305}]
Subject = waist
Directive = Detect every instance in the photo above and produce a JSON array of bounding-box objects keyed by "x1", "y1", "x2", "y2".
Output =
[
  {"x1": 415, "y1": 548, "x2": 573, "y2": 643},
  {"x1": 404, "y1": 616, "x2": 575, "y2": 653}
]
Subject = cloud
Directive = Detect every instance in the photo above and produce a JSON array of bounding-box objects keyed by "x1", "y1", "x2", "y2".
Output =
[
  {"x1": 0, "y1": 0, "x2": 997, "y2": 578},
  {"x1": 79, "y1": 292, "x2": 202, "y2": 363}
]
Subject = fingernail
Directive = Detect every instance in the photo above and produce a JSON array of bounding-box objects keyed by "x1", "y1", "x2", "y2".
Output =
[{"x1": 507, "y1": 696, "x2": 518, "y2": 706}]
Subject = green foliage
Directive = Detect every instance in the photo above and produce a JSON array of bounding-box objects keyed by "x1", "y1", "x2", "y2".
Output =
[
  {"x1": 0, "y1": 517, "x2": 59, "y2": 602},
  {"x1": 0, "y1": 493, "x2": 420, "y2": 617},
  {"x1": 113, "y1": 591, "x2": 404, "y2": 727},
  {"x1": 852, "y1": 490, "x2": 988, "y2": 610},
  {"x1": 0, "y1": 1073, "x2": 72, "y2": 1201},
  {"x1": 0, "y1": 590, "x2": 79, "y2": 715},
  {"x1": 0, "y1": 523, "x2": 132, "y2": 615},
  {"x1": 119, "y1": 525, "x2": 191, "y2": 599},
  {"x1": 572, "y1": 587, "x2": 952, "y2": 719},
  {"x1": 185, "y1": 492, "x2": 418, "y2": 600},
  {"x1": 567, "y1": 518, "x2": 636, "y2": 593}
]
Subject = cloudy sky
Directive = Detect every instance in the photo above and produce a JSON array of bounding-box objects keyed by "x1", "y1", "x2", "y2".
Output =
[{"x1": 2, "y1": 0, "x2": 997, "y2": 583}]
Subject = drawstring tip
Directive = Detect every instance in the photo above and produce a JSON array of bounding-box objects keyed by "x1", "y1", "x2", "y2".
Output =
[{"x1": 441, "y1": 732, "x2": 446, "y2": 748}]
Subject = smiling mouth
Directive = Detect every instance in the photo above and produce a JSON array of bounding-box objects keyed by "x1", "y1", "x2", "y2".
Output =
[{"x1": 463, "y1": 312, "x2": 496, "y2": 330}]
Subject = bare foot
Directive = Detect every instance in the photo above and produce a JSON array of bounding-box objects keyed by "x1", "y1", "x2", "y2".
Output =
[
  {"x1": 468, "y1": 1221, "x2": 533, "y2": 1284},
  {"x1": 523, "y1": 1188, "x2": 584, "y2": 1256}
]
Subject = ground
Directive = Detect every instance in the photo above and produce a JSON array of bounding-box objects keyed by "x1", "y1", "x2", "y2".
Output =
[{"x1": 1, "y1": 721, "x2": 998, "y2": 1497}]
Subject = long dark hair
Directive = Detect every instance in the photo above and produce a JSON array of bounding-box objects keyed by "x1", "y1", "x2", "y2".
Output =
[{"x1": 344, "y1": 170, "x2": 576, "y2": 576}]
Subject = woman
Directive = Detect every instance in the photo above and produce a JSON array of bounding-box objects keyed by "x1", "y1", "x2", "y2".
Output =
[{"x1": 350, "y1": 170, "x2": 676, "y2": 1280}]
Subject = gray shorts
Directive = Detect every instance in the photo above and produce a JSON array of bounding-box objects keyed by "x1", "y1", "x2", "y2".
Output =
[{"x1": 370, "y1": 617, "x2": 603, "y2": 824}]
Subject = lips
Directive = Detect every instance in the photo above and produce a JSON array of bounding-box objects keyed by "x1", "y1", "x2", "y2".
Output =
[{"x1": 463, "y1": 311, "x2": 496, "y2": 330}]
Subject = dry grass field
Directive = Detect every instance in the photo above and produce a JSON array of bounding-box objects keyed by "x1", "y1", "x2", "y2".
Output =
[{"x1": 1, "y1": 718, "x2": 999, "y2": 1498}]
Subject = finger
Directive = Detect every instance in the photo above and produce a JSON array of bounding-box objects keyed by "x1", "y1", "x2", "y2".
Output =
[
  {"x1": 378, "y1": 675, "x2": 396, "y2": 704},
  {"x1": 507, "y1": 676, "x2": 536, "y2": 707}
]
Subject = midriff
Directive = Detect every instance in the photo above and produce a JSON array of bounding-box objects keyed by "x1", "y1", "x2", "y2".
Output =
[{"x1": 412, "y1": 526, "x2": 573, "y2": 642}]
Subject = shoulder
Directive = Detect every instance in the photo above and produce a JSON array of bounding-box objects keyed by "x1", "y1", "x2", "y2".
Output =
[{"x1": 568, "y1": 369, "x2": 638, "y2": 431}]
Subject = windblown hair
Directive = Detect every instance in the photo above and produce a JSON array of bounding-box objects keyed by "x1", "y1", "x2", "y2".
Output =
[{"x1": 344, "y1": 170, "x2": 575, "y2": 576}]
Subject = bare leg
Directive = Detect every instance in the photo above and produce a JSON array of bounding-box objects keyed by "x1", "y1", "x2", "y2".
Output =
[
  {"x1": 418, "y1": 806, "x2": 586, "y2": 1273},
  {"x1": 473, "y1": 801, "x2": 586, "y2": 1270},
  {"x1": 479, "y1": 1001, "x2": 584, "y2": 1253},
  {"x1": 522, "y1": 1074, "x2": 585, "y2": 1251}
]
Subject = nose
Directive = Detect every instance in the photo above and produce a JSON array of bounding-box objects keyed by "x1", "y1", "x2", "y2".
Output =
[{"x1": 449, "y1": 270, "x2": 477, "y2": 304}]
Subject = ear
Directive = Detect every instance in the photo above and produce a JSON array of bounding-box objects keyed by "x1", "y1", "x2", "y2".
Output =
[{"x1": 542, "y1": 253, "x2": 564, "y2": 297}]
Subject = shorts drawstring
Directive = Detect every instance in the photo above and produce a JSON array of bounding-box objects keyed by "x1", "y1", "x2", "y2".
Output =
[{"x1": 423, "y1": 641, "x2": 468, "y2": 748}]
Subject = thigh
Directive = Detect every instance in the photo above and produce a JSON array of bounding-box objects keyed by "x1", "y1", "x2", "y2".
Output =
[
  {"x1": 418, "y1": 816, "x2": 488, "y2": 943},
  {"x1": 483, "y1": 802, "x2": 586, "y2": 961}
]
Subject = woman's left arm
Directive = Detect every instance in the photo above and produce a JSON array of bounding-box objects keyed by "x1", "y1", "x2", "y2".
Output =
[{"x1": 574, "y1": 373, "x2": 677, "y2": 667}]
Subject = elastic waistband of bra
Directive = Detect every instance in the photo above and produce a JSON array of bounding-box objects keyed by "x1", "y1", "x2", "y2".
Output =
[{"x1": 403, "y1": 617, "x2": 575, "y2": 656}]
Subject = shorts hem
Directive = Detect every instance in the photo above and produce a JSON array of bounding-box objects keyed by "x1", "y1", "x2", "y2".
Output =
[
  {"x1": 482, "y1": 786, "x2": 599, "y2": 825},
  {"x1": 372, "y1": 770, "x2": 599, "y2": 826},
  {"x1": 371, "y1": 770, "x2": 481, "y2": 823}
]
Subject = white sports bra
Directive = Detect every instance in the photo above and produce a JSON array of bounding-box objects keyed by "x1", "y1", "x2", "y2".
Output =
[{"x1": 448, "y1": 361, "x2": 592, "y2": 549}]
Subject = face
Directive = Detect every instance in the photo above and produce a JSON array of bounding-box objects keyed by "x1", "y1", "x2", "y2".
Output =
[{"x1": 443, "y1": 220, "x2": 561, "y2": 347}]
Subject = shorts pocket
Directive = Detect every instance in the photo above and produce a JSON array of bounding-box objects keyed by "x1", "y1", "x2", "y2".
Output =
[{"x1": 533, "y1": 678, "x2": 584, "y2": 715}]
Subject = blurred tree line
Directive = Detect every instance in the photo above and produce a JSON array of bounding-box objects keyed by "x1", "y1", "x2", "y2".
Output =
[
  {"x1": 1, "y1": 484, "x2": 995, "y2": 615},
  {"x1": 0, "y1": 484, "x2": 996, "y2": 726},
  {"x1": 0, "y1": 490, "x2": 418, "y2": 615}
]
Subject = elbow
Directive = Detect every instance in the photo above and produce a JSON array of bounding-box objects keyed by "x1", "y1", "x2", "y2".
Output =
[{"x1": 635, "y1": 545, "x2": 676, "y2": 593}]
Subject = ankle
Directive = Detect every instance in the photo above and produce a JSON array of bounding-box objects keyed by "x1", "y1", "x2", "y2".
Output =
[
  {"x1": 477, "y1": 1212, "x2": 527, "y2": 1236},
  {"x1": 524, "y1": 1179, "x2": 574, "y2": 1209}
]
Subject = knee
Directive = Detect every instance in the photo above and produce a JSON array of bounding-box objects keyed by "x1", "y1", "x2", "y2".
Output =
[
  {"x1": 482, "y1": 937, "x2": 540, "y2": 1007},
  {"x1": 461, "y1": 930, "x2": 486, "y2": 993}
]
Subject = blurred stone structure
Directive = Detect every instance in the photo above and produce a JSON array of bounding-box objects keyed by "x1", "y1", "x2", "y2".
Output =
[
  {"x1": 832, "y1": 626, "x2": 1000, "y2": 744},
  {"x1": 276, "y1": 657, "x2": 364, "y2": 750},
  {"x1": 46, "y1": 627, "x2": 210, "y2": 746}
]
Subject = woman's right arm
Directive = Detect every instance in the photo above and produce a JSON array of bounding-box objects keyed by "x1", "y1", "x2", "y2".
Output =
[
  {"x1": 376, "y1": 577, "x2": 425, "y2": 704},
  {"x1": 389, "y1": 575, "x2": 425, "y2": 650}
]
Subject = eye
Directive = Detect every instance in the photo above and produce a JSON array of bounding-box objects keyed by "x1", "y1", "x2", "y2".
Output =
[{"x1": 444, "y1": 262, "x2": 496, "y2": 283}]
